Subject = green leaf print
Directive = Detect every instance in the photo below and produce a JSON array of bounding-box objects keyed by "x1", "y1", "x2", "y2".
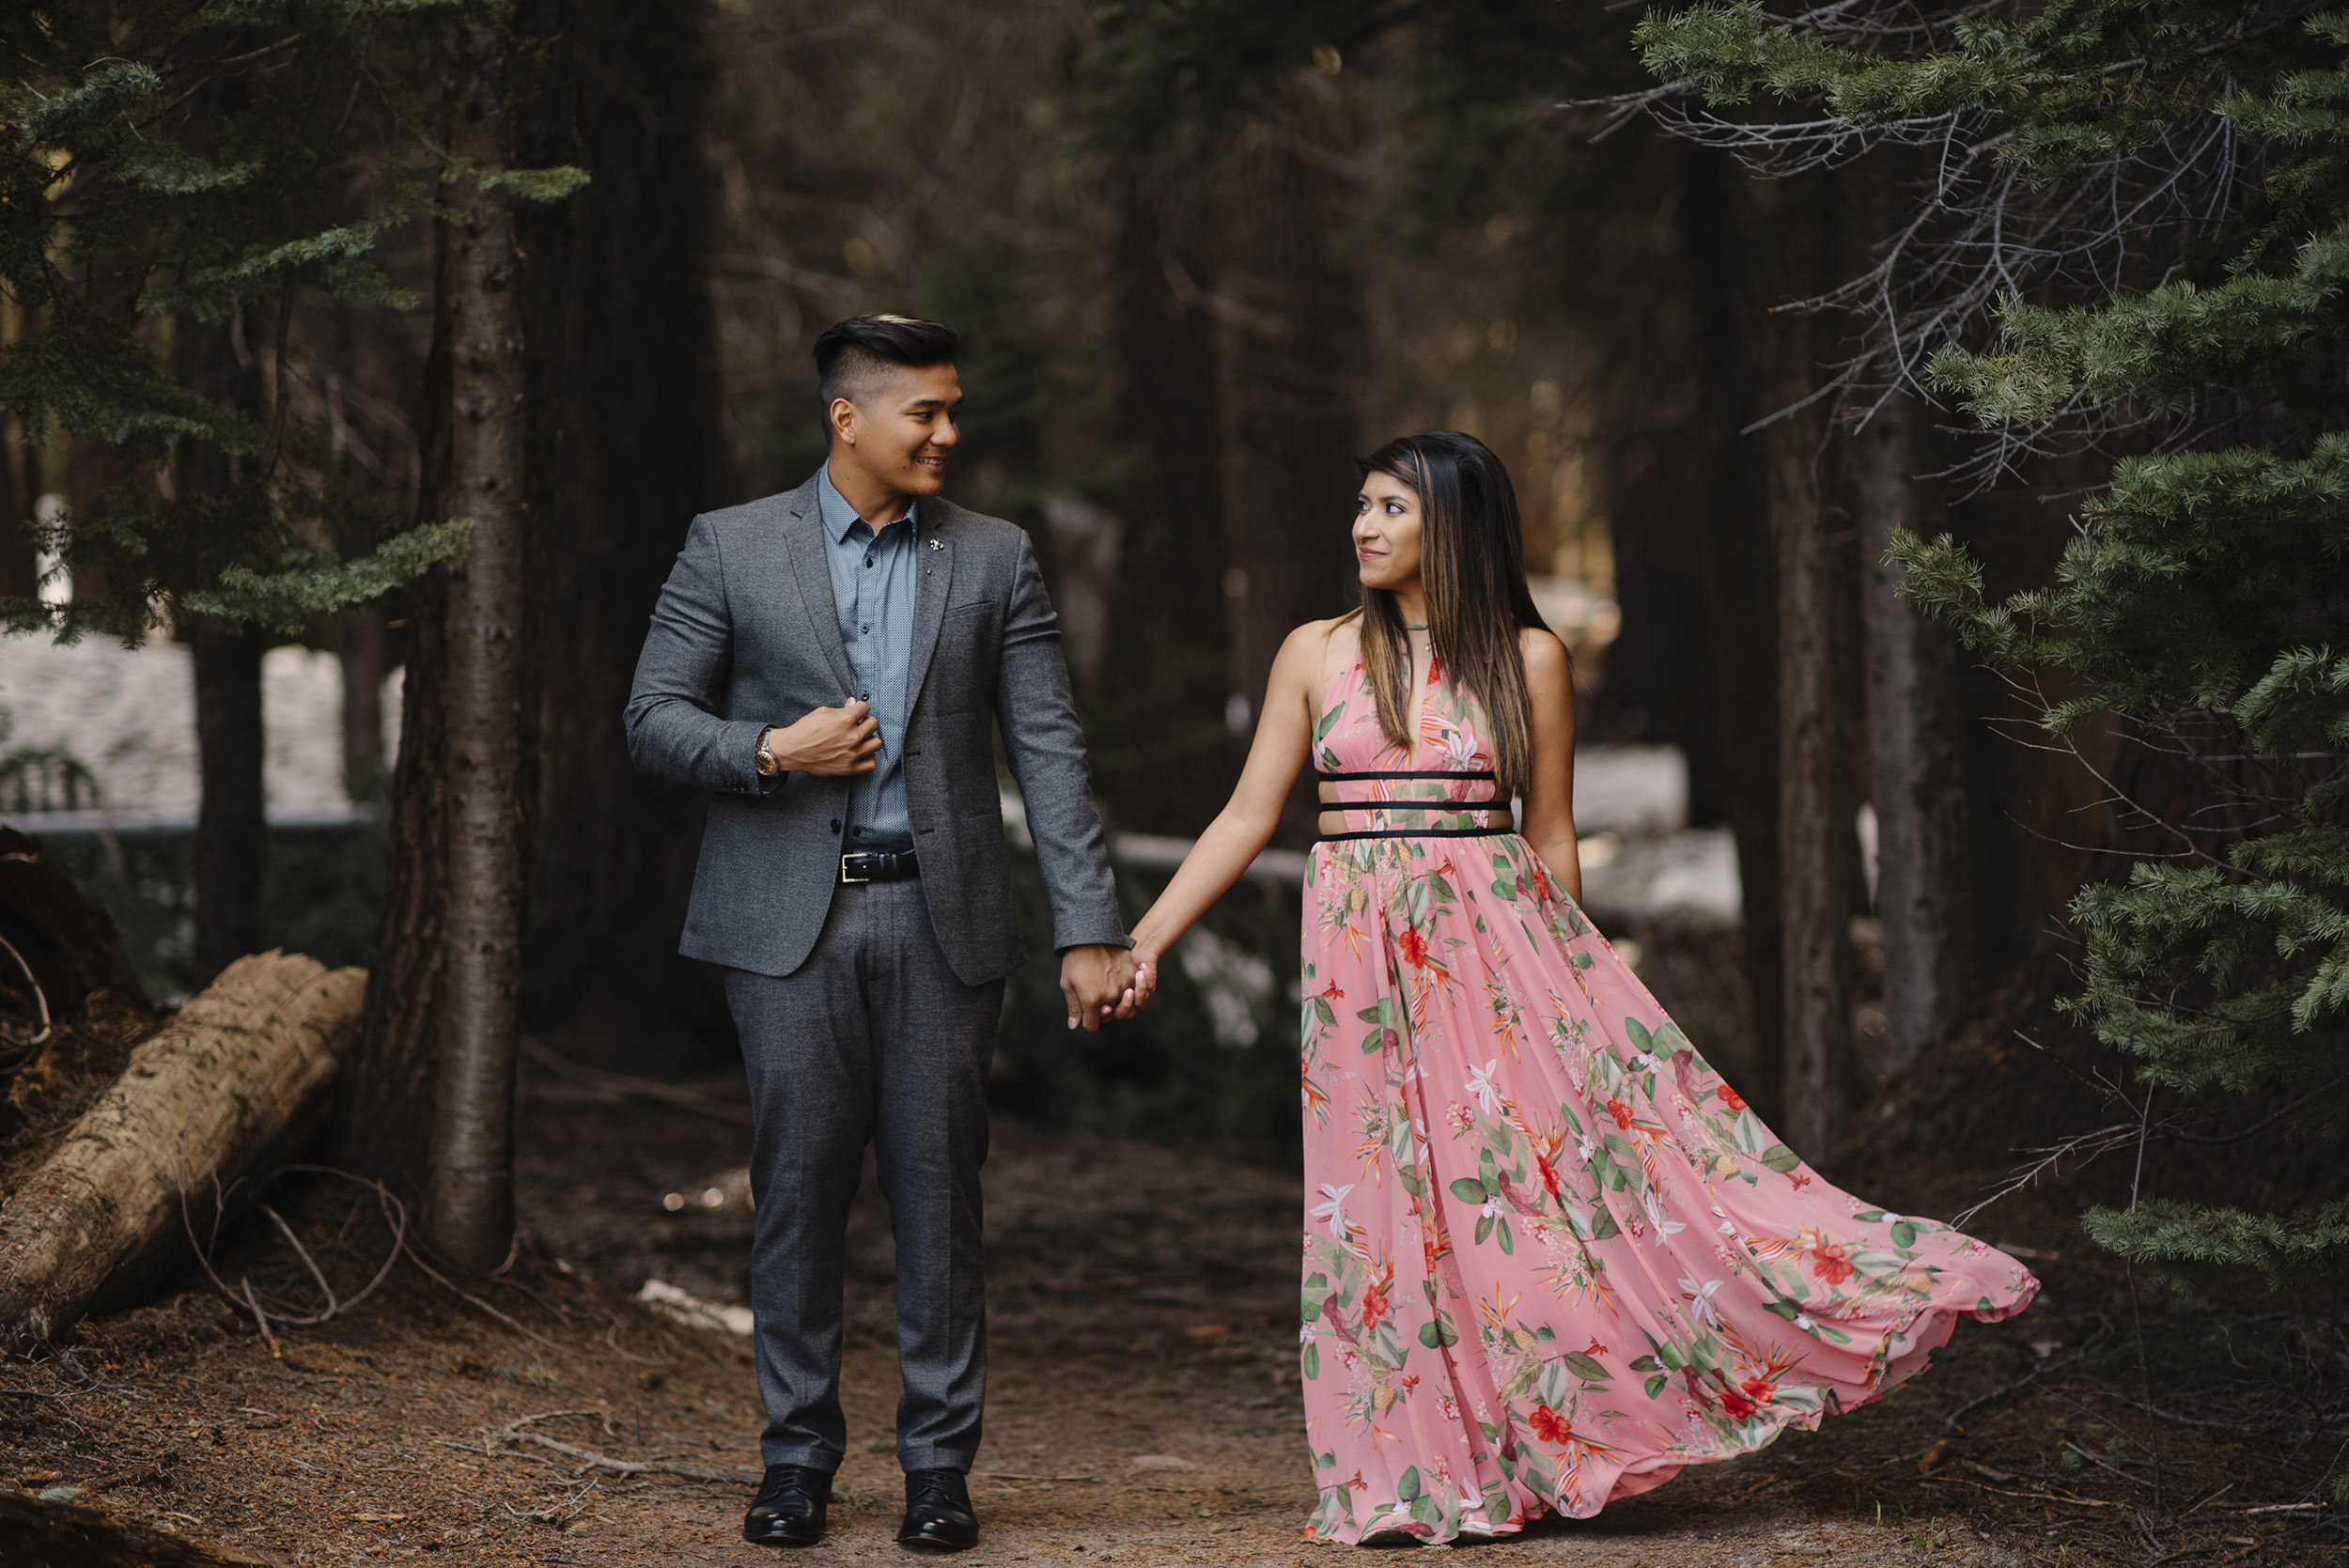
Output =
[
  {"x1": 1493, "y1": 876, "x2": 1518, "y2": 901},
  {"x1": 1302, "y1": 1343, "x2": 1320, "y2": 1380},
  {"x1": 1854, "y1": 1209, "x2": 1886, "y2": 1222},
  {"x1": 1396, "y1": 1467, "x2": 1423, "y2": 1503},
  {"x1": 1315, "y1": 1451, "x2": 1337, "y2": 1470},
  {"x1": 1623, "y1": 1017, "x2": 1654, "y2": 1053},
  {"x1": 1450, "y1": 1177, "x2": 1490, "y2": 1204},
  {"x1": 1532, "y1": 1325, "x2": 1555, "y2": 1343},
  {"x1": 1563, "y1": 1351, "x2": 1610, "y2": 1383},
  {"x1": 1628, "y1": 1355, "x2": 1660, "y2": 1372},
  {"x1": 1313, "y1": 996, "x2": 1336, "y2": 1029},
  {"x1": 1478, "y1": 1148, "x2": 1500, "y2": 1198},
  {"x1": 1418, "y1": 1315, "x2": 1461, "y2": 1349},
  {"x1": 1760, "y1": 1143, "x2": 1803, "y2": 1174},
  {"x1": 1495, "y1": 1219, "x2": 1516, "y2": 1255},
  {"x1": 1315, "y1": 704, "x2": 1343, "y2": 740},
  {"x1": 1474, "y1": 1215, "x2": 1495, "y2": 1246},
  {"x1": 1572, "y1": 950, "x2": 1595, "y2": 970},
  {"x1": 1890, "y1": 1219, "x2": 1919, "y2": 1249},
  {"x1": 1645, "y1": 1373, "x2": 1671, "y2": 1399}
]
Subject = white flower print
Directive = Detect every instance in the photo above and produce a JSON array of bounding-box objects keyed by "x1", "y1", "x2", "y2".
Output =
[{"x1": 1313, "y1": 1182, "x2": 1356, "y2": 1244}]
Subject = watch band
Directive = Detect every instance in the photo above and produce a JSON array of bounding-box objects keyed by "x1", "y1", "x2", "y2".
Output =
[{"x1": 755, "y1": 726, "x2": 781, "y2": 777}]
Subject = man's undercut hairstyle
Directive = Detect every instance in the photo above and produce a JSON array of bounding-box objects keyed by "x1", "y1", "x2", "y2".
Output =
[{"x1": 813, "y1": 314, "x2": 959, "y2": 416}]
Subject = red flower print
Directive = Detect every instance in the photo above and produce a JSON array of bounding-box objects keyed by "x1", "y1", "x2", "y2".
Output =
[
  {"x1": 1581, "y1": 1339, "x2": 1609, "y2": 1359},
  {"x1": 1809, "y1": 1242, "x2": 1855, "y2": 1287},
  {"x1": 1719, "y1": 1383, "x2": 1762, "y2": 1421},
  {"x1": 1361, "y1": 1280, "x2": 1390, "y2": 1333},
  {"x1": 1348, "y1": 1469, "x2": 1368, "y2": 1492},
  {"x1": 1397, "y1": 927, "x2": 1431, "y2": 969},
  {"x1": 1716, "y1": 1083, "x2": 1747, "y2": 1114},
  {"x1": 1321, "y1": 979, "x2": 1346, "y2": 1001},
  {"x1": 1527, "y1": 1405, "x2": 1572, "y2": 1445},
  {"x1": 1607, "y1": 1098, "x2": 1635, "y2": 1131},
  {"x1": 1535, "y1": 1154, "x2": 1564, "y2": 1203}
]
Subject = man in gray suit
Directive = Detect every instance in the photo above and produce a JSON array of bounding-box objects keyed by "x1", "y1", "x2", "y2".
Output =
[{"x1": 626, "y1": 315, "x2": 1140, "y2": 1552}]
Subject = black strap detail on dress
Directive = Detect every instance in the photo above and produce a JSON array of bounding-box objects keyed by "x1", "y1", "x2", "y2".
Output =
[
  {"x1": 1317, "y1": 768, "x2": 1496, "y2": 782},
  {"x1": 1316, "y1": 825, "x2": 1514, "y2": 843}
]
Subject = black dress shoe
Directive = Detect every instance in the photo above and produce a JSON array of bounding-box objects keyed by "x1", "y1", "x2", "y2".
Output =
[
  {"x1": 743, "y1": 1463, "x2": 830, "y2": 1547},
  {"x1": 896, "y1": 1467, "x2": 979, "y2": 1551}
]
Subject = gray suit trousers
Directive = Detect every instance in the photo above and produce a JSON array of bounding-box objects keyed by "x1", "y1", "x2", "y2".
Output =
[{"x1": 726, "y1": 878, "x2": 1004, "y2": 1474}]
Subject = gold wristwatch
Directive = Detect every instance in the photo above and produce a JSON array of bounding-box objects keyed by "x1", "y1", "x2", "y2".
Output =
[{"x1": 754, "y1": 727, "x2": 782, "y2": 776}]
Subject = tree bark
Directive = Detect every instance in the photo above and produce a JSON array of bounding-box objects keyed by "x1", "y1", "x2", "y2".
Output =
[
  {"x1": 1097, "y1": 165, "x2": 1235, "y2": 835},
  {"x1": 336, "y1": 602, "x2": 390, "y2": 801},
  {"x1": 1853, "y1": 390, "x2": 1975, "y2": 1072},
  {"x1": 1210, "y1": 83, "x2": 1370, "y2": 842},
  {"x1": 1751, "y1": 170, "x2": 1860, "y2": 1156},
  {"x1": 341, "y1": 13, "x2": 545, "y2": 1272},
  {"x1": 188, "y1": 614, "x2": 269, "y2": 984},
  {"x1": 0, "y1": 951, "x2": 364, "y2": 1351},
  {"x1": 523, "y1": 0, "x2": 728, "y2": 1064},
  {"x1": 1771, "y1": 411, "x2": 1861, "y2": 1155},
  {"x1": 1673, "y1": 140, "x2": 1785, "y2": 1113},
  {"x1": 1, "y1": 1487, "x2": 277, "y2": 1566}
]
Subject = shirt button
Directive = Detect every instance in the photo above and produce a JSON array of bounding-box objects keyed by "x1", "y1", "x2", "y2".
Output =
[
  {"x1": 861, "y1": 624, "x2": 869, "y2": 634},
  {"x1": 829, "y1": 818, "x2": 842, "y2": 834}
]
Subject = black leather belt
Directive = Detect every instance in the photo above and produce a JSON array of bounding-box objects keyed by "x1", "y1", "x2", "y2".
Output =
[{"x1": 839, "y1": 849, "x2": 919, "y2": 884}]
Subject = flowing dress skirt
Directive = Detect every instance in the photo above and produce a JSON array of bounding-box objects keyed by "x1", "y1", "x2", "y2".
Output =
[{"x1": 1298, "y1": 831, "x2": 2039, "y2": 1544}]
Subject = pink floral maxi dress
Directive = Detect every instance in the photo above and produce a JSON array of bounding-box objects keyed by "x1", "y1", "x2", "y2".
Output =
[{"x1": 1298, "y1": 646, "x2": 2038, "y2": 1545}]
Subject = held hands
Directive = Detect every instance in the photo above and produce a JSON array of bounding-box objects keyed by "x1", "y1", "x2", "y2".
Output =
[
  {"x1": 767, "y1": 700, "x2": 880, "y2": 775},
  {"x1": 1060, "y1": 944, "x2": 1149, "y2": 1032}
]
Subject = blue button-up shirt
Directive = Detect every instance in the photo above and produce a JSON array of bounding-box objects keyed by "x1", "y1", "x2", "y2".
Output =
[{"x1": 817, "y1": 464, "x2": 918, "y2": 848}]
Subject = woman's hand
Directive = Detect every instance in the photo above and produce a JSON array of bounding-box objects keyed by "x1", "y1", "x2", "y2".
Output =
[{"x1": 1116, "y1": 945, "x2": 1161, "y2": 1017}]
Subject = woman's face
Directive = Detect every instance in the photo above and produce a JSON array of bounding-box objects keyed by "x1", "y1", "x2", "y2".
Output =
[{"x1": 1355, "y1": 469, "x2": 1423, "y2": 593}]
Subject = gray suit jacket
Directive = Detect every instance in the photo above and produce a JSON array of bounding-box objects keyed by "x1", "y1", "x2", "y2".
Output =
[{"x1": 624, "y1": 474, "x2": 1129, "y2": 985}]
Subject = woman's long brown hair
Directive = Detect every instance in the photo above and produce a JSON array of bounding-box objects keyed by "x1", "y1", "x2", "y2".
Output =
[{"x1": 1352, "y1": 431, "x2": 1551, "y2": 801}]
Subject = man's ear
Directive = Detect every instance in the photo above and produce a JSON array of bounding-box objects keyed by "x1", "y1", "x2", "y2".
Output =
[{"x1": 829, "y1": 396, "x2": 858, "y2": 446}]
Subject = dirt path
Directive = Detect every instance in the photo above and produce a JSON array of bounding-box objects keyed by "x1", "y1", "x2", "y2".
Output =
[{"x1": 1, "y1": 1064, "x2": 2326, "y2": 1566}]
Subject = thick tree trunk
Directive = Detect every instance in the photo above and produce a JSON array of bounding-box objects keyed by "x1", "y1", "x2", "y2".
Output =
[
  {"x1": 1853, "y1": 391, "x2": 1975, "y2": 1072},
  {"x1": 422, "y1": 16, "x2": 537, "y2": 1272},
  {"x1": 189, "y1": 615, "x2": 269, "y2": 983},
  {"x1": 523, "y1": 0, "x2": 727, "y2": 1065},
  {"x1": 1210, "y1": 83, "x2": 1370, "y2": 842},
  {"x1": 1097, "y1": 167, "x2": 1235, "y2": 834},
  {"x1": 1770, "y1": 407, "x2": 1861, "y2": 1155},
  {"x1": 341, "y1": 15, "x2": 545, "y2": 1272},
  {"x1": 0, "y1": 951, "x2": 364, "y2": 1351},
  {"x1": 1673, "y1": 140, "x2": 1785, "y2": 1111},
  {"x1": 1750, "y1": 170, "x2": 1860, "y2": 1156}
]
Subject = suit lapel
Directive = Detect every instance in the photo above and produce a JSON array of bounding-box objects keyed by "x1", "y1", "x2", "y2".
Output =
[
  {"x1": 904, "y1": 497, "x2": 956, "y2": 719},
  {"x1": 781, "y1": 477, "x2": 858, "y2": 701}
]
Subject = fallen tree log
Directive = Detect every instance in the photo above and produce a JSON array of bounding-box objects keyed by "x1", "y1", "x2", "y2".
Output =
[
  {"x1": 0, "y1": 1488, "x2": 277, "y2": 1567},
  {"x1": 0, "y1": 952, "x2": 366, "y2": 1352}
]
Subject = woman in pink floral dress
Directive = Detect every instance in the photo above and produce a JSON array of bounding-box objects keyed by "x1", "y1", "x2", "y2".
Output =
[{"x1": 1125, "y1": 432, "x2": 2038, "y2": 1545}]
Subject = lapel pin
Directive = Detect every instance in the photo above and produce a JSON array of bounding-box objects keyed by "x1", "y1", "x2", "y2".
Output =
[{"x1": 927, "y1": 538, "x2": 945, "y2": 551}]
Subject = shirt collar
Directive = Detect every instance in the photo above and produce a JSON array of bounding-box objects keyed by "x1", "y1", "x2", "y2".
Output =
[{"x1": 817, "y1": 463, "x2": 915, "y2": 544}]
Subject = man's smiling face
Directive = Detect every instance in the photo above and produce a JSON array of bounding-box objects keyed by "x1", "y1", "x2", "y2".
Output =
[{"x1": 832, "y1": 362, "x2": 962, "y2": 500}]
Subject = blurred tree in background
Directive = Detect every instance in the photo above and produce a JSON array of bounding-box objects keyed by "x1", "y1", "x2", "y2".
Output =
[
  {"x1": 1641, "y1": 0, "x2": 2349, "y2": 1281},
  {"x1": 0, "y1": 0, "x2": 470, "y2": 983}
]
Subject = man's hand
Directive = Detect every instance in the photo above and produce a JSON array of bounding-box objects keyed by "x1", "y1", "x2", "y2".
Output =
[
  {"x1": 1060, "y1": 944, "x2": 1139, "y2": 1032},
  {"x1": 765, "y1": 700, "x2": 880, "y2": 776}
]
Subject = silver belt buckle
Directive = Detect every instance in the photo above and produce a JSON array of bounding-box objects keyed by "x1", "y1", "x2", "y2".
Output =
[{"x1": 839, "y1": 854, "x2": 871, "y2": 885}]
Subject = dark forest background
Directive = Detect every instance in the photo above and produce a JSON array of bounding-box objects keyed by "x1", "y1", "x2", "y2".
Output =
[{"x1": 0, "y1": 0, "x2": 2109, "y2": 1137}]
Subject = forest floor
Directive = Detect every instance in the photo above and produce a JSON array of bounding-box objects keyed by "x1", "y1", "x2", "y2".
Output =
[{"x1": 3, "y1": 1050, "x2": 2341, "y2": 1568}]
